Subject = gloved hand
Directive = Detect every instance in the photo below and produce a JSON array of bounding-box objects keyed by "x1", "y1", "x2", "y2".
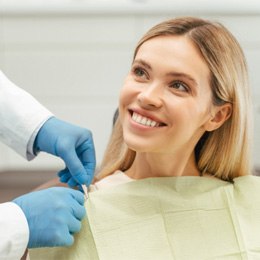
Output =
[
  {"x1": 13, "y1": 187, "x2": 86, "y2": 248},
  {"x1": 34, "y1": 117, "x2": 96, "y2": 187}
]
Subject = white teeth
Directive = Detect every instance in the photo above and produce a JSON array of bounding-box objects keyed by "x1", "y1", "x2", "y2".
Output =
[
  {"x1": 133, "y1": 113, "x2": 138, "y2": 121},
  {"x1": 141, "y1": 117, "x2": 147, "y2": 125},
  {"x1": 151, "y1": 121, "x2": 157, "y2": 127},
  {"x1": 131, "y1": 112, "x2": 160, "y2": 127},
  {"x1": 147, "y1": 119, "x2": 152, "y2": 125}
]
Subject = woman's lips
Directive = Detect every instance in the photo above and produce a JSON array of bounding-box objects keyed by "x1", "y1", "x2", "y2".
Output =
[{"x1": 129, "y1": 110, "x2": 167, "y2": 127}]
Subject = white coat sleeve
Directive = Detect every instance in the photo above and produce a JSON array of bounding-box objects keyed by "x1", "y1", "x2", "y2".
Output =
[
  {"x1": 0, "y1": 202, "x2": 29, "y2": 260},
  {"x1": 0, "y1": 70, "x2": 53, "y2": 160}
]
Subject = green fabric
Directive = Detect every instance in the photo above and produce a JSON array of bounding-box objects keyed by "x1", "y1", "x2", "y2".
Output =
[{"x1": 29, "y1": 175, "x2": 260, "y2": 260}]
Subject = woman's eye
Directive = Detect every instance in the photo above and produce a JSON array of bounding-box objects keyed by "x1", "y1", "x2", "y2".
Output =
[
  {"x1": 133, "y1": 67, "x2": 147, "y2": 79},
  {"x1": 170, "y1": 81, "x2": 189, "y2": 92}
]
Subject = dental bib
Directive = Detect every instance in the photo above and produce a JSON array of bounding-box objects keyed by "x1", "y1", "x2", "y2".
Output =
[{"x1": 29, "y1": 175, "x2": 260, "y2": 260}]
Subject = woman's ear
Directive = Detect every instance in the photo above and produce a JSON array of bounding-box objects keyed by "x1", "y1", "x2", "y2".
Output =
[{"x1": 205, "y1": 103, "x2": 232, "y2": 132}]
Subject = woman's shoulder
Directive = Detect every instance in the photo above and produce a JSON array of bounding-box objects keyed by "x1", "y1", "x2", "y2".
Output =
[
  {"x1": 231, "y1": 175, "x2": 260, "y2": 205},
  {"x1": 233, "y1": 174, "x2": 260, "y2": 187},
  {"x1": 90, "y1": 171, "x2": 134, "y2": 192}
]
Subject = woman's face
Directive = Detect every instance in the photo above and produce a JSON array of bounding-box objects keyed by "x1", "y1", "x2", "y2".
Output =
[{"x1": 119, "y1": 35, "x2": 214, "y2": 155}]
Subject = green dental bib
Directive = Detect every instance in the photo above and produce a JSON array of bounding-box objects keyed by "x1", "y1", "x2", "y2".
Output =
[{"x1": 29, "y1": 175, "x2": 260, "y2": 260}]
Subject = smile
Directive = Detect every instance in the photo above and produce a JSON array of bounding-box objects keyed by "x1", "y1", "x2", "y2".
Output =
[{"x1": 131, "y1": 112, "x2": 166, "y2": 127}]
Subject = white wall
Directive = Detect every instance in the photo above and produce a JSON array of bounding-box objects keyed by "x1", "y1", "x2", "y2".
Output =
[{"x1": 0, "y1": 0, "x2": 259, "y2": 170}]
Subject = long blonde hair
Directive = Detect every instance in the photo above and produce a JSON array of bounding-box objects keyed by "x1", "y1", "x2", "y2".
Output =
[{"x1": 97, "y1": 17, "x2": 253, "y2": 182}]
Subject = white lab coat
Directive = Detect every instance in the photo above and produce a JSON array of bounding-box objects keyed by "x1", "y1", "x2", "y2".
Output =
[{"x1": 0, "y1": 71, "x2": 53, "y2": 259}]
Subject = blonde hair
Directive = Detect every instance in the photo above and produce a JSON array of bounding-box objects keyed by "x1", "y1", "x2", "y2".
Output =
[{"x1": 97, "y1": 17, "x2": 253, "y2": 182}]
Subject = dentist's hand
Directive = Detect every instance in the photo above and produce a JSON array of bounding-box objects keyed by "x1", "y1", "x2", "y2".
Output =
[
  {"x1": 34, "y1": 117, "x2": 96, "y2": 187},
  {"x1": 13, "y1": 187, "x2": 85, "y2": 248}
]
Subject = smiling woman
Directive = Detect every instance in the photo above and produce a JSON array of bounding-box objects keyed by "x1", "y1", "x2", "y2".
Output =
[
  {"x1": 29, "y1": 17, "x2": 259, "y2": 260},
  {"x1": 118, "y1": 35, "x2": 221, "y2": 179},
  {"x1": 98, "y1": 17, "x2": 250, "y2": 182}
]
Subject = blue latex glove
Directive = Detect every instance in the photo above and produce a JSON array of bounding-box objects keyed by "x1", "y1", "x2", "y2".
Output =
[
  {"x1": 34, "y1": 117, "x2": 96, "y2": 187},
  {"x1": 13, "y1": 187, "x2": 86, "y2": 248}
]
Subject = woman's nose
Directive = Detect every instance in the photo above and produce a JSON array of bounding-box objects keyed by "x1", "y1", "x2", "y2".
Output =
[{"x1": 137, "y1": 83, "x2": 163, "y2": 109}]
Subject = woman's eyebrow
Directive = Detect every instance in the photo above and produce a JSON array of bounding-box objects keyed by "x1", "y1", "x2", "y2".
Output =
[
  {"x1": 166, "y1": 72, "x2": 198, "y2": 87},
  {"x1": 133, "y1": 59, "x2": 198, "y2": 87},
  {"x1": 132, "y1": 59, "x2": 152, "y2": 70}
]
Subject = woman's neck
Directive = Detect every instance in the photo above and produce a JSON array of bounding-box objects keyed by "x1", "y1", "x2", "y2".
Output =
[{"x1": 125, "y1": 151, "x2": 201, "y2": 180}]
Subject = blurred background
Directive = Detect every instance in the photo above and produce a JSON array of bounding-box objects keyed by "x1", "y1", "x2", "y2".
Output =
[{"x1": 0, "y1": 0, "x2": 259, "y2": 202}]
